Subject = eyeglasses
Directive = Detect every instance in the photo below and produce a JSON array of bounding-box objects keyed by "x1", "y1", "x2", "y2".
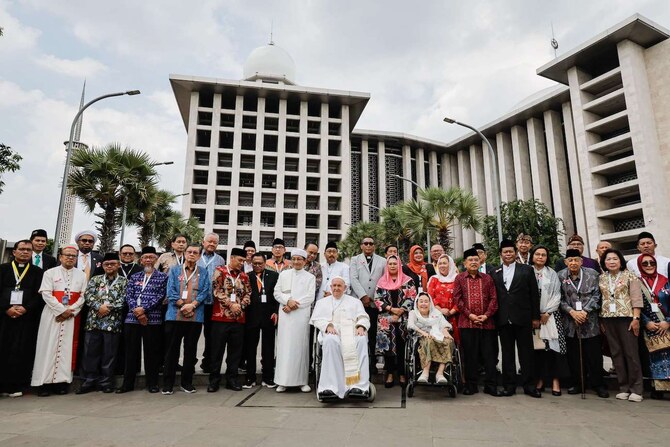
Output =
[
  {"x1": 641, "y1": 261, "x2": 657, "y2": 267},
  {"x1": 120, "y1": 252, "x2": 135, "y2": 256},
  {"x1": 362, "y1": 242, "x2": 375, "y2": 246},
  {"x1": 79, "y1": 239, "x2": 94, "y2": 243},
  {"x1": 16, "y1": 248, "x2": 33, "y2": 252},
  {"x1": 62, "y1": 254, "x2": 77, "y2": 258}
]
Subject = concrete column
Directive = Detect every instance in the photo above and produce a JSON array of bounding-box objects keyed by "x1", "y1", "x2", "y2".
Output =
[
  {"x1": 495, "y1": 132, "x2": 516, "y2": 202},
  {"x1": 544, "y1": 109, "x2": 574, "y2": 246},
  {"x1": 361, "y1": 139, "x2": 370, "y2": 221},
  {"x1": 402, "y1": 145, "x2": 413, "y2": 200},
  {"x1": 526, "y1": 117, "x2": 552, "y2": 209},
  {"x1": 511, "y1": 125, "x2": 533, "y2": 200},
  {"x1": 449, "y1": 154, "x2": 462, "y2": 257},
  {"x1": 470, "y1": 144, "x2": 487, "y2": 242},
  {"x1": 428, "y1": 151, "x2": 438, "y2": 188},
  {"x1": 377, "y1": 141, "x2": 386, "y2": 210},
  {"x1": 440, "y1": 153, "x2": 452, "y2": 188},
  {"x1": 416, "y1": 148, "x2": 426, "y2": 188},
  {"x1": 561, "y1": 102, "x2": 588, "y2": 241},
  {"x1": 618, "y1": 39, "x2": 670, "y2": 250},
  {"x1": 340, "y1": 105, "x2": 352, "y2": 248},
  {"x1": 183, "y1": 91, "x2": 198, "y2": 217},
  {"x1": 482, "y1": 141, "x2": 496, "y2": 216},
  {"x1": 457, "y1": 150, "x2": 474, "y2": 251}
]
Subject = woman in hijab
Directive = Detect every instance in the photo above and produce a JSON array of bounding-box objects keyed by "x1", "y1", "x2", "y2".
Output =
[
  {"x1": 375, "y1": 255, "x2": 417, "y2": 388},
  {"x1": 427, "y1": 254, "x2": 460, "y2": 345},
  {"x1": 402, "y1": 245, "x2": 435, "y2": 293},
  {"x1": 530, "y1": 245, "x2": 568, "y2": 396},
  {"x1": 638, "y1": 254, "x2": 670, "y2": 399},
  {"x1": 407, "y1": 292, "x2": 454, "y2": 384}
]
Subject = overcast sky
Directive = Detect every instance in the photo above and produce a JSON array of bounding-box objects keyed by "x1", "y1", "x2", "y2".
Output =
[{"x1": 1, "y1": 0, "x2": 668, "y2": 244}]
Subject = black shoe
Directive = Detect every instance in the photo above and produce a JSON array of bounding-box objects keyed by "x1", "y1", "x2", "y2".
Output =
[
  {"x1": 115, "y1": 386, "x2": 134, "y2": 394},
  {"x1": 176, "y1": 364, "x2": 183, "y2": 372},
  {"x1": 102, "y1": 386, "x2": 115, "y2": 394},
  {"x1": 148, "y1": 386, "x2": 160, "y2": 394},
  {"x1": 596, "y1": 387, "x2": 610, "y2": 398},
  {"x1": 483, "y1": 386, "x2": 501, "y2": 397},
  {"x1": 54, "y1": 384, "x2": 68, "y2": 395},
  {"x1": 650, "y1": 391, "x2": 664, "y2": 400},
  {"x1": 552, "y1": 390, "x2": 562, "y2": 396},
  {"x1": 242, "y1": 378, "x2": 256, "y2": 389},
  {"x1": 500, "y1": 388, "x2": 515, "y2": 397},
  {"x1": 524, "y1": 388, "x2": 542, "y2": 398},
  {"x1": 180, "y1": 384, "x2": 196, "y2": 394},
  {"x1": 567, "y1": 386, "x2": 580, "y2": 395},
  {"x1": 76, "y1": 385, "x2": 95, "y2": 395},
  {"x1": 201, "y1": 365, "x2": 212, "y2": 374},
  {"x1": 261, "y1": 380, "x2": 276, "y2": 388},
  {"x1": 37, "y1": 386, "x2": 51, "y2": 397},
  {"x1": 161, "y1": 388, "x2": 174, "y2": 395},
  {"x1": 462, "y1": 386, "x2": 476, "y2": 396},
  {"x1": 207, "y1": 384, "x2": 219, "y2": 393},
  {"x1": 318, "y1": 389, "x2": 337, "y2": 400},
  {"x1": 348, "y1": 388, "x2": 365, "y2": 398},
  {"x1": 226, "y1": 380, "x2": 242, "y2": 391}
]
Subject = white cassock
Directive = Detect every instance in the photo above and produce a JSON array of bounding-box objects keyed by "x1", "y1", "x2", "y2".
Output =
[
  {"x1": 274, "y1": 268, "x2": 316, "y2": 387},
  {"x1": 319, "y1": 261, "x2": 350, "y2": 300},
  {"x1": 32, "y1": 266, "x2": 87, "y2": 386},
  {"x1": 310, "y1": 294, "x2": 370, "y2": 398}
]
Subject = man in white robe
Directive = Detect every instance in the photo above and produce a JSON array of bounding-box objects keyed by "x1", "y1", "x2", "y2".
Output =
[
  {"x1": 318, "y1": 241, "x2": 350, "y2": 300},
  {"x1": 274, "y1": 249, "x2": 315, "y2": 392},
  {"x1": 32, "y1": 245, "x2": 87, "y2": 396},
  {"x1": 311, "y1": 276, "x2": 370, "y2": 399}
]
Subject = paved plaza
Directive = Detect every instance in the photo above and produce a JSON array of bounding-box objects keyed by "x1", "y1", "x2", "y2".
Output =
[{"x1": 0, "y1": 381, "x2": 667, "y2": 447}]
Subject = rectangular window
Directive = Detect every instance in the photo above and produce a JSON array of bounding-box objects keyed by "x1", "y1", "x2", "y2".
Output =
[
  {"x1": 216, "y1": 172, "x2": 231, "y2": 187},
  {"x1": 191, "y1": 209, "x2": 206, "y2": 224},
  {"x1": 328, "y1": 102, "x2": 342, "y2": 119},
  {"x1": 240, "y1": 154, "x2": 256, "y2": 170},
  {"x1": 219, "y1": 131, "x2": 234, "y2": 149},
  {"x1": 306, "y1": 178, "x2": 320, "y2": 191},
  {"x1": 242, "y1": 115, "x2": 257, "y2": 130},
  {"x1": 286, "y1": 136, "x2": 299, "y2": 153},
  {"x1": 328, "y1": 140, "x2": 341, "y2": 157},
  {"x1": 306, "y1": 159, "x2": 320, "y2": 173},
  {"x1": 307, "y1": 138, "x2": 320, "y2": 155},
  {"x1": 196, "y1": 129, "x2": 211, "y2": 147},
  {"x1": 221, "y1": 91, "x2": 236, "y2": 109},
  {"x1": 328, "y1": 160, "x2": 340, "y2": 174},
  {"x1": 237, "y1": 211, "x2": 253, "y2": 226},
  {"x1": 287, "y1": 98, "x2": 300, "y2": 115},
  {"x1": 306, "y1": 196, "x2": 319, "y2": 210},
  {"x1": 264, "y1": 117, "x2": 279, "y2": 131},
  {"x1": 261, "y1": 174, "x2": 277, "y2": 189},
  {"x1": 193, "y1": 170, "x2": 208, "y2": 185},
  {"x1": 328, "y1": 179, "x2": 340, "y2": 192},
  {"x1": 243, "y1": 94, "x2": 258, "y2": 112},
  {"x1": 307, "y1": 120, "x2": 321, "y2": 135},
  {"x1": 238, "y1": 191, "x2": 254, "y2": 207},
  {"x1": 285, "y1": 158, "x2": 299, "y2": 172},
  {"x1": 328, "y1": 122, "x2": 341, "y2": 136},
  {"x1": 218, "y1": 153, "x2": 232, "y2": 168},
  {"x1": 239, "y1": 173, "x2": 255, "y2": 188},
  {"x1": 305, "y1": 214, "x2": 319, "y2": 229},
  {"x1": 261, "y1": 193, "x2": 276, "y2": 207},
  {"x1": 328, "y1": 215, "x2": 340, "y2": 230},
  {"x1": 263, "y1": 156, "x2": 277, "y2": 170},
  {"x1": 308, "y1": 100, "x2": 321, "y2": 117},
  {"x1": 197, "y1": 111, "x2": 213, "y2": 126},
  {"x1": 198, "y1": 90, "x2": 214, "y2": 108},
  {"x1": 283, "y1": 214, "x2": 298, "y2": 228},
  {"x1": 192, "y1": 189, "x2": 207, "y2": 205},
  {"x1": 265, "y1": 96, "x2": 280, "y2": 114},
  {"x1": 284, "y1": 194, "x2": 298, "y2": 209},
  {"x1": 284, "y1": 176, "x2": 299, "y2": 190},
  {"x1": 264, "y1": 135, "x2": 278, "y2": 152},
  {"x1": 260, "y1": 212, "x2": 275, "y2": 227},
  {"x1": 220, "y1": 113, "x2": 235, "y2": 128},
  {"x1": 286, "y1": 119, "x2": 300, "y2": 133},
  {"x1": 194, "y1": 151, "x2": 210, "y2": 166},
  {"x1": 241, "y1": 133, "x2": 256, "y2": 151},
  {"x1": 215, "y1": 191, "x2": 230, "y2": 206}
]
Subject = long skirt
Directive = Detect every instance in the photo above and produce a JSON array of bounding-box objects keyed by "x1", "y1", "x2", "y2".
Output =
[{"x1": 418, "y1": 337, "x2": 453, "y2": 367}]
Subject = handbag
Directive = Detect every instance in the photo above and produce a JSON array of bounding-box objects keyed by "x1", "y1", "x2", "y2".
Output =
[
  {"x1": 640, "y1": 286, "x2": 670, "y2": 353},
  {"x1": 532, "y1": 329, "x2": 547, "y2": 350}
]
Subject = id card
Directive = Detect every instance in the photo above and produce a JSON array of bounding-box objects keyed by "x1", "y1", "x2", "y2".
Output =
[
  {"x1": 575, "y1": 301, "x2": 582, "y2": 311},
  {"x1": 230, "y1": 293, "x2": 237, "y2": 302},
  {"x1": 418, "y1": 287, "x2": 423, "y2": 294},
  {"x1": 652, "y1": 303, "x2": 660, "y2": 313},
  {"x1": 261, "y1": 293, "x2": 267, "y2": 303},
  {"x1": 609, "y1": 303, "x2": 616, "y2": 313},
  {"x1": 136, "y1": 298, "x2": 142, "y2": 307},
  {"x1": 181, "y1": 290, "x2": 189, "y2": 300},
  {"x1": 10, "y1": 290, "x2": 23, "y2": 305},
  {"x1": 62, "y1": 295, "x2": 70, "y2": 306}
]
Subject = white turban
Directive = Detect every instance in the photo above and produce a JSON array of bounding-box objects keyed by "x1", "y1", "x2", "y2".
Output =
[
  {"x1": 291, "y1": 248, "x2": 307, "y2": 259},
  {"x1": 74, "y1": 230, "x2": 97, "y2": 244}
]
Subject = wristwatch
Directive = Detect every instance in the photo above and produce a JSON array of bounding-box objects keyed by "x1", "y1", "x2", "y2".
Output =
[{"x1": 633, "y1": 316, "x2": 640, "y2": 320}]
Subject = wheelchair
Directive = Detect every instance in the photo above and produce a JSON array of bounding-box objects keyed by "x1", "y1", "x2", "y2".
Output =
[
  {"x1": 404, "y1": 330, "x2": 462, "y2": 398},
  {"x1": 313, "y1": 332, "x2": 376, "y2": 403}
]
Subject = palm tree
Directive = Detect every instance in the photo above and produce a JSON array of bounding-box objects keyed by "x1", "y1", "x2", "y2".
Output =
[
  {"x1": 380, "y1": 205, "x2": 413, "y2": 257},
  {"x1": 420, "y1": 187, "x2": 482, "y2": 253},
  {"x1": 398, "y1": 198, "x2": 434, "y2": 249},
  {"x1": 126, "y1": 187, "x2": 178, "y2": 247},
  {"x1": 155, "y1": 213, "x2": 203, "y2": 251},
  {"x1": 68, "y1": 143, "x2": 158, "y2": 253},
  {"x1": 339, "y1": 221, "x2": 385, "y2": 259}
]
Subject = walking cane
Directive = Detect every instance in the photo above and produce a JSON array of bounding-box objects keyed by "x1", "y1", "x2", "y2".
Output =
[{"x1": 577, "y1": 329, "x2": 585, "y2": 399}]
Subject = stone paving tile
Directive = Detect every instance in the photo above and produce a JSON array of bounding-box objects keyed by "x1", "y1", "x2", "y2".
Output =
[{"x1": 0, "y1": 411, "x2": 75, "y2": 436}]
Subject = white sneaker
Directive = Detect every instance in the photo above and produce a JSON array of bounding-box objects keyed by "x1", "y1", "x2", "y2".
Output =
[
  {"x1": 8, "y1": 391, "x2": 23, "y2": 398},
  {"x1": 417, "y1": 373, "x2": 429, "y2": 384},
  {"x1": 615, "y1": 392, "x2": 630, "y2": 400},
  {"x1": 628, "y1": 393, "x2": 643, "y2": 402},
  {"x1": 436, "y1": 375, "x2": 448, "y2": 384},
  {"x1": 276, "y1": 386, "x2": 286, "y2": 393},
  {"x1": 262, "y1": 380, "x2": 277, "y2": 389},
  {"x1": 300, "y1": 385, "x2": 312, "y2": 393}
]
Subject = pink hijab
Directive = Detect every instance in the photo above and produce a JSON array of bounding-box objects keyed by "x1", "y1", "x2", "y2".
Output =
[{"x1": 376, "y1": 255, "x2": 412, "y2": 291}]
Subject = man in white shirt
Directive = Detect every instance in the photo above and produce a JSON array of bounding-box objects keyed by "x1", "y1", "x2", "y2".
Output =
[
  {"x1": 310, "y1": 277, "x2": 370, "y2": 400},
  {"x1": 626, "y1": 231, "x2": 670, "y2": 277},
  {"x1": 319, "y1": 241, "x2": 350, "y2": 300}
]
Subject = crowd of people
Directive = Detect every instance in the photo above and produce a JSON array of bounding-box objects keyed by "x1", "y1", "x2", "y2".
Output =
[{"x1": 0, "y1": 227, "x2": 668, "y2": 403}]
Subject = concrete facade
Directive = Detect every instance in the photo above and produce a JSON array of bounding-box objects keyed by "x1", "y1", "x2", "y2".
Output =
[{"x1": 172, "y1": 14, "x2": 670, "y2": 256}]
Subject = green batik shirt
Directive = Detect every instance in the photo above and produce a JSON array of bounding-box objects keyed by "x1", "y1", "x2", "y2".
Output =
[{"x1": 83, "y1": 274, "x2": 128, "y2": 333}]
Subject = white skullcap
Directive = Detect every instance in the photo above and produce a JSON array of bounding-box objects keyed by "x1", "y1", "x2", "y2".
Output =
[
  {"x1": 74, "y1": 230, "x2": 97, "y2": 244},
  {"x1": 291, "y1": 248, "x2": 307, "y2": 259}
]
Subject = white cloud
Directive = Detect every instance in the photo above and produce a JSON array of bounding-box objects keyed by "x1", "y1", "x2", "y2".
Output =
[{"x1": 34, "y1": 54, "x2": 108, "y2": 77}]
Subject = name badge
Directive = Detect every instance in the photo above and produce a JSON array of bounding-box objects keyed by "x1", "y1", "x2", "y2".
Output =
[
  {"x1": 10, "y1": 290, "x2": 23, "y2": 305},
  {"x1": 136, "y1": 298, "x2": 142, "y2": 307},
  {"x1": 418, "y1": 287, "x2": 423, "y2": 294},
  {"x1": 651, "y1": 303, "x2": 660, "y2": 313},
  {"x1": 575, "y1": 301, "x2": 582, "y2": 311},
  {"x1": 104, "y1": 301, "x2": 110, "y2": 306},
  {"x1": 181, "y1": 291, "x2": 189, "y2": 300},
  {"x1": 230, "y1": 293, "x2": 237, "y2": 302},
  {"x1": 609, "y1": 303, "x2": 616, "y2": 313},
  {"x1": 62, "y1": 295, "x2": 70, "y2": 306},
  {"x1": 261, "y1": 293, "x2": 267, "y2": 303}
]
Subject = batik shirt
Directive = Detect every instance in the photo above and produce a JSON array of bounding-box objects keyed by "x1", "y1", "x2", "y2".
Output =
[
  {"x1": 124, "y1": 271, "x2": 168, "y2": 325},
  {"x1": 558, "y1": 267, "x2": 601, "y2": 338},
  {"x1": 84, "y1": 274, "x2": 128, "y2": 333},
  {"x1": 212, "y1": 266, "x2": 251, "y2": 323}
]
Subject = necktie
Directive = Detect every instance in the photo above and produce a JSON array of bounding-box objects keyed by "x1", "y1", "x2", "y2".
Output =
[
  {"x1": 34, "y1": 254, "x2": 41, "y2": 267},
  {"x1": 83, "y1": 253, "x2": 91, "y2": 279}
]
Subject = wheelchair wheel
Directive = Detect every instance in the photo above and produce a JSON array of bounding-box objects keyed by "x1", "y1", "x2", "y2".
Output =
[
  {"x1": 367, "y1": 383, "x2": 376, "y2": 402},
  {"x1": 407, "y1": 383, "x2": 414, "y2": 398},
  {"x1": 448, "y1": 384, "x2": 457, "y2": 398}
]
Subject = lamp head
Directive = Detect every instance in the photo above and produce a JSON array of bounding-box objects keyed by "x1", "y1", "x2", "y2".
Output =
[
  {"x1": 443, "y1": 117, "x2": 456, "y2": 124},
  {"x1": 125, "y1": 90, "x2": 141, "y2": 96}
]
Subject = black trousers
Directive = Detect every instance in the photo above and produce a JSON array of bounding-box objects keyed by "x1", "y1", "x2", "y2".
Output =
[
  {"x1": 384, "y1": 324, "x2": 406, "y2": 376},
  {"x1": 364, "y1": 306, "x2": 379, "y2": 374},
  {"x1": 82, "y1": 330, "x2": 120, "y2": 388},
  {"x1": 243, "y1": 320, "x2": 276, "y2": 382},
  {"x1": 209, "y1": 321, "x2": 244, "y2": 386},
  {"x1": 201, "y1": 304, "x2": 213, "y2": 369},
  {"x1": 122, "y1": 323, "x2": 162, "y2": 389},
  {"x1": 461, "y1": 328, "x2": 498, "y2": 388},
  {"x1": 566, "y1": 335, "x2": 604, "y2": 390},
  {"x1": 163, "y1": 321, "x2": 202, "y2": 389},
  {"x1": 499, "y1": 323, "x2": 534, "y2": 389}
]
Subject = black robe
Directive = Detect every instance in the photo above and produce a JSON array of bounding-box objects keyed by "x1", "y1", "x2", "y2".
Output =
[{"x1": 0, "y1": 262, "x2": 44, "y2": 390}]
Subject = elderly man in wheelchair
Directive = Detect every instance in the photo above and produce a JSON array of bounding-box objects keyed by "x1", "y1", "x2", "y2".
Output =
[{"x1": 310, "y1": 276, "x2": 375, "y2": 402}]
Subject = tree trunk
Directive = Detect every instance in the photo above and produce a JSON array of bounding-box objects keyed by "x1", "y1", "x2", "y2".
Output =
[
  {"x1": 437, "y1": 226, "x2": 452, "y2": 256},
  {"x1": 96, "y1": 204, "x2": 118, "y2": 254}
]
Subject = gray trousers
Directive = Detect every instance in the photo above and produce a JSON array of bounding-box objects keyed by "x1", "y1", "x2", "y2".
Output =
[
  {"x1": 602, "y1": 317, "x2": 643, "y2": 395},
  {"x1": 82, "y1": 330, "x2": 120, "y2": 388}
]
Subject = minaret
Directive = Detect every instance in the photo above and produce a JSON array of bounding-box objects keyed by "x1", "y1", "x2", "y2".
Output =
[{"x1": 58, "y1": 81, "x2": 89, "y2": 246}]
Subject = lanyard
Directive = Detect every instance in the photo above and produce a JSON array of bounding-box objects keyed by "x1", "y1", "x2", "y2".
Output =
[
  {"x1": 201, "y1": 254, "x2": 217, "y2": 268},
  {"x1": 228, "y1": 272, "x2": 240, "y2": 290},
  {"x1": 608, "y1": 272, "x2": 622, "y2": 297},
  {"x1": 120, "y1": 263, "x2": 136, "y2": 278},
  {"x1": 11, "y1": 262, "x2": 30, "y2": 290},
  {"x1": 642, "y1": 275, "x2": 659, "y2": 298},
  {"x1": 256, "y1": 271, "x2": 265, "y2": 293},
  {"x1": 568, "y1": 269, "x2": 583, "y2": 293},
  {"x1": 182, "y1": 265, "x2": 197, "y2": 285},
  {"x1": 103, "y1": 275, "x2": 120, "y2": 291},
  {"x1": 136, "y1": 272, "x2": 153, "y2": 306},
  {"x1": 175, "y1": 253, "x2": 184, "y2": 266}
]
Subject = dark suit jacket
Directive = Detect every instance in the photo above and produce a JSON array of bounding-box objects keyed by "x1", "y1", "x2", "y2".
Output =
[
  {"x1": 492, "y1": 263, "x2": 540, "y2": 327},
  {"x1": 246, "y1": 269, "x2": 280, "y2": 327},
  {"x1": 481, "y1": 263, "x2": 497, "y2": 276},
  {"x1": 38, "y1": 252, "x2": 58, "y2": 270},
  {"x1": 76, "y1": 251, "x2": 104, "y2": 278},
  {"x1": 402, "y1": 264, "x2": 436, "y2": 290}
]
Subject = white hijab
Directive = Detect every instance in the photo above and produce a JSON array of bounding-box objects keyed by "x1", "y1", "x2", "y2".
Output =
[
  {"x1": 432, "y1": 254, "x2": 458, "y2": 283},
  {"x1": 411, "y1": 292, "x2": 449, "y2": 341}
]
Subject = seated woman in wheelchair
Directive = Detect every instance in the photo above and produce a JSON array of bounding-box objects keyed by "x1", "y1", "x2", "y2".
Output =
[
  {"x1": 407, "y1": 292, "x2": 455, "y2": 384},
  {"x1": 310, "y1": 276, "x2": 371, "y2": 400}
]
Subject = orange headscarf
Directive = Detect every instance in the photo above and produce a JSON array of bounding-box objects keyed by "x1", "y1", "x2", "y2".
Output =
[{"x1": 407, "y1": 245, "x2": 429, "y2": 290}]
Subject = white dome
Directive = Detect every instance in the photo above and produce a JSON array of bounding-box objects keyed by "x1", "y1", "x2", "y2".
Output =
[{"x1": 243, "y1": 43, "x2": 296, "y2": 84}]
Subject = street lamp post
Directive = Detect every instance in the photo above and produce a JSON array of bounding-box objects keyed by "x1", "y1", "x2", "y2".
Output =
[
  {"x1": 52, "y1": 90, "x2": 141, "y2": 257},
  {"x1": 443, "y1": 117, "x2": 503, "y2": 245},
  {"x1": 392, "y1": 175, "x2": 431, "y2": 249},
  {"x1": 119, "y1": 160, "x2": 174, "y2": 247}
]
